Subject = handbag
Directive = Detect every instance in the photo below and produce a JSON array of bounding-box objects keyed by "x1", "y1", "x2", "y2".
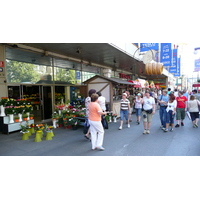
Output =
[{"x1": 101, "y1": 115, "x2": 108, "y2": 129}]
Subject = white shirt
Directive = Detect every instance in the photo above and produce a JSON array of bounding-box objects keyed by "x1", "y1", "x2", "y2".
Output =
[
  {"x1": 174, "y1": 91, "x2": 178, "y2": 97},
  {"x1": 98, "y1": 96, "x2": 106, "y2": 111},
  {"x1": 143, "y1": 96, "x2": 155, "y2": 110},
  {"x1": 188, "y1": 99, "x2": 200, "y2": 112},
  {"x1": 166, "y1": 100, "x2": 177, "y2": 112}
]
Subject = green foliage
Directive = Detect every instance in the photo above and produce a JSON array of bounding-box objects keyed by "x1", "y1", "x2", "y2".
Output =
[
  {"x1": 6, "y1": 60, "x2": 40, "y2": 83},
  {"x1": 55, "y1": 68, "x2": 76, "y2": 84}
]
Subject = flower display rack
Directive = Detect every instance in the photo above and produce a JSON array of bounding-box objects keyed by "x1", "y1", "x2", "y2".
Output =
[{"x1": 0, "y1": 116, "x2": 34, "y2": 135}]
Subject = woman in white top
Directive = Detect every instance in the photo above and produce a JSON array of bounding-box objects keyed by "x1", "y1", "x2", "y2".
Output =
[
  {"x1": 188, "y1": 95, "x2": 200, "y2": 127},
  {"x1": 134, "y1": 93, "x2": 143, "y2": 124},
  {"x1": 141, "y1": 91, "x2": 156, "y2": 134},
  {"x1": 164, "y1": 93, "x2": 177, "y2": 132}
]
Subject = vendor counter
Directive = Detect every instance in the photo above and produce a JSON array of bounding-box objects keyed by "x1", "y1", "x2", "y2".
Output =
[{"x1": 113, "y1": 101, "x2": 121, "y2": 118}]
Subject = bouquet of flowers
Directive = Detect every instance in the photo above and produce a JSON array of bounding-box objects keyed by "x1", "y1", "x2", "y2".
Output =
[
  {"x1": 35, "y1": 124, "x2": 45, "y2": 131},
  {"x1": 24, "y1": 105, "x2": 33, "y2": 113},
  {"x1": 5, "y1": 106, "x2": 15, "y2": 115},
  {"x1": 67, "y1": 118, "x2": 80, "y2": 126},
  {"x1": 44, "y1": 124, "x2": 54, "y2": 132},
  {"x1": 0, "y1": 97, "x2": 9, "y2": 106},
  {"x1": 20, "y1": 122, "x2": 29, "y2": 133}
]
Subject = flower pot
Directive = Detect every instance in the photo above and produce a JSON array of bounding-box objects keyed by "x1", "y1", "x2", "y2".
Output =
[
  {"x1": 15, "y1": 119, "x2": 19, "y2": 123},
  {"x1": 0, "y1": 105, "x2": 6, "y2": 116},
  {"x1": 109, "y1": 116, "x2": 112, "y2": 123},
  {"x1": 52, "y1": 119, "x2": 57, "y2": 129},
  {"x1": 113, "y1": 117, "x2": 117, "y2": 123},
  {"x1": 9, "y1": 114, "x2": 14, "y2": 123},
  {"x1": 23, "y1": 118, "x2": 28, "y2": 121},
  {"x1": 30, "y1": 117, "x2": 34, "y2": 120},
  {"x1": 18, "y1": 113, "x2": 23, "y2": 122},
  {"x1": 26, "y1": 112, "x2": 30, "y2": 120},
  {"x1": 67, "y1": 125, "x2": 72, "y2": 129}
]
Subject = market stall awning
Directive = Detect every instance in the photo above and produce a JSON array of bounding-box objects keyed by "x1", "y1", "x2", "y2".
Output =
[{"x1": 193, "y1": 84, "x2": 200, "y2": 87}]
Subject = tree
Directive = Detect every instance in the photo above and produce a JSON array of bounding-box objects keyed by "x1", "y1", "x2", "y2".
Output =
[
  {"x1": 55, "y1": 68, "x2": 76, "y2": 84},
  {"x1": 6, "y1": 60, "x2": 40, "y2": 83}
]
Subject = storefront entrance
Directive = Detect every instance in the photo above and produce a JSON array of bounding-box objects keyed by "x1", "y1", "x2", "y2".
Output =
[{"x1": 7, "y1": 85, "x2": 52, "y2": 123}]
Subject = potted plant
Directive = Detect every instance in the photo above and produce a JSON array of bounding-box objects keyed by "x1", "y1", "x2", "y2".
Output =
[
  {"x1": 68, "y1": 118, "x2": 80, "y2": 130},
  {"x1": 22, "y1": 113, "x2": 28, "y2": 121},
  {"x1": 30, "y1": 113, "x2": 34, "y2": 120},
  {"x1": 14, "y1": 115, "x2": 20, "y2": 123}
]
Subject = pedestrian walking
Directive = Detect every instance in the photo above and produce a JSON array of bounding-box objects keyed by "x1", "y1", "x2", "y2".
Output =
[
  {"x1": 163, "y1": 93, "x2": 177, "y2": 132},
  {"x1": 175, "y1": 91, "x2": 188, "y2": 127},
  {"x1": 118, "y1": 93, "x2": 130, "y2": 130},
  {"x1": 125, "y1": 91, "x2": 134, "y2": 122},
  {"x1": 158, "y1": 90, "x2": 169, "y2": 129},
  {"x1": 174, "y1": 89, "x2": 178, "y2": 97},
  {"x1": 134, "y1": 93, "x2": 143, "y2": 124},
  {"x1": 84, "y1": 89, "x2": 96, "y2": 140},
  {"x1": 142, "y1": 91, "x2": 156, "y2": 134},
  {"x1": 187, "y1": 95, "x2": 200, "y2": 128},
  {"x1": 88, "y1": 93, "x2": 107, "y2": 151}
]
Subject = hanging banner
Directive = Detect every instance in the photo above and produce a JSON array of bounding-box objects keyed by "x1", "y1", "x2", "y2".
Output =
[
  {"x1": 194, "y1": 59, "x2": 200, "y2": 72},
  {"x1": 160, "y1": 43, "x2": 172, "y2": 66},
  {"x1": 140, "y1": 43, "x2": 159, "y2": 52},
  {"x1": 174, "y1": 58, "x2": 181, "y2": 77},
  {"x1": 169, "y1": 49, "x2": 178, "y2": 73}
]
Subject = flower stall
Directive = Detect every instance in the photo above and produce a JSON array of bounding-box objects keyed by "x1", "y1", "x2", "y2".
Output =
[{"x1": 0, "y1": 97, "x2": 35, "y2": 134}]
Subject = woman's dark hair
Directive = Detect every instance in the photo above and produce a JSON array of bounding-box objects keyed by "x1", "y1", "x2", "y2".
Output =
[
  {"x1": 97, "y1": 91, "x2": 102, "y2": 96},
  {"x1": 169, "y1": 93, "x2": 175, "y2": 102},
  {"x1": 88, "y1": 89, "x2": 96, "y2": 97},
  {"x1": 91, "y1": 94, "x2": 99, "y2": 102},
  {"x1": 178, "y1": 91, "x2": 183, "y2": 95}
]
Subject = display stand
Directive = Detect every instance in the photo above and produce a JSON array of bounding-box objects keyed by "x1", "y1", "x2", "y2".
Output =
[{"x1": 0, "y1": 116, "x2": 34, "y2": 135}]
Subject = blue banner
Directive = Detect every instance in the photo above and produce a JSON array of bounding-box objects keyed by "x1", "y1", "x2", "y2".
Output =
[
  {"x1": 160, "y1": 43, "x2": 172, "y2": 66},
  {"x1": 169, "y1": 49, "x2": 178, "y2": 73},
  {"x1": 140, "y1": 43, "x2": 159, "y2": 52},
  {"x1": 174, "y1": 58, "x2": 181, "y2": 77},
  {"x1": 76, "y1": 71, "x2": 81, "y2": 79},
  {"x1": 194, "y1": 59, "x2": 200, "y2": 72}
]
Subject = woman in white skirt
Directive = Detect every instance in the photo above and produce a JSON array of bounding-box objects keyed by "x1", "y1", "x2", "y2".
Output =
[{"x1": 88, "y1": 93, "x2": 107, "y2": 151}]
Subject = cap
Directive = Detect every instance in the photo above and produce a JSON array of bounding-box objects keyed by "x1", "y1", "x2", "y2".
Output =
[
  {"x1": 137, "y1": 93, "x2": 141, "y2": 96},
  {"x1": 122, "y1": 93, "x2": 127, "y2": 97}
]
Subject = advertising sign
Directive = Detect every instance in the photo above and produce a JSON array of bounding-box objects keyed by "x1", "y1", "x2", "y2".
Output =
[
  {"x1": 140, "y1": 43, "x2": 159, "y2": 52},
  {"x1": 194, "y1": 59, "x2": 200, "y2": 72},
  {"x1": 0, "y1": 61, "x2": 4, "y2": 67},
  {"x1": 76, "y1": 71, "x2": 81, "y2": 80},
  {"x1": 174, "y1": 58, "x2": 181, "y2": 77},
  {"x1": 169, "y1": 49, "x2": 178, "y2": 73},
  {"x1": 160, "y1": 43, "x2": 172, "y2": 66}
]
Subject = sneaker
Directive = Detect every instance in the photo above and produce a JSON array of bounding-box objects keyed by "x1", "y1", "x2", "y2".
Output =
[
  {"x1": 160, "y1": 125, "x2": 163, "y2": 129},
  {"x1": 96, "y1": 146, "x2": 105, "y2": 151},
  {"x1": 181, "y1": 122, "x2": 184, "y2": 126},
  {"x1": 162, "y1": 127, "x2": 166, "y2": 131},
  {"x1": 129, "y1": 120, "x2": 132, "y2": 122},
  {"x1": 143, "y1": 130, "x2": 147, "y2": 134},
  {"x1": 137, "y1": 121, "x2": 140, "y2": 125},
  {"x1": 146, "y1": 130, "x2": 150, "y2": 134},
  {"x1": 175, "y1": 124, "x2": 180, "y2": 128},
  {"x1": 164, "y1": 128, "x2": 168, "y2": 132},
  {"x1": 128, "y1": 124, "x2": 130, "y2": 128},
  {"x1": 170, "y1": 128, "x2": 173, "y2": 132},
  {"x1": 193, "y1": 124, "x2": 196, "y2": 128},
  {"x1": 119, "y1": 126, "x2": 122, "y2": 130},
  {"x1": 195, "y1": 124, "x2": 198, "y2": 128}
]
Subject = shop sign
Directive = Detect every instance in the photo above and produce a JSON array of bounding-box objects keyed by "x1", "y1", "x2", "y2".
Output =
[
  {"x1": 0, "y1": 61, "x2": 4, "y2": 67},
  {"x1": 160, "y1": 43, "x2": 172, "y2": 66},
  {"x1": 76, "y1": 71, "x2": 81, "y2": 79},
  {"x1": 119, "y1": 73, "x2": 131, "y2": 80},
  {"x1": 140, "y1": 43, "x2": 159, "y2": 52}
]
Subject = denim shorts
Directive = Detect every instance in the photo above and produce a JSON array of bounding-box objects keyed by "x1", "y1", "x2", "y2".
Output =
[
  {"x1": 135, "y1": 108, "x2": 142, "y2": 116},
  {"x1": 120, "y1": 110, "x2": 129, "y2": 120}
]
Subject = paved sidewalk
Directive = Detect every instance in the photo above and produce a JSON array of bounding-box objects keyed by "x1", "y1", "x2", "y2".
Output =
[{"x1": 0, "y1": 111, "x2": 200, "y2": 156}]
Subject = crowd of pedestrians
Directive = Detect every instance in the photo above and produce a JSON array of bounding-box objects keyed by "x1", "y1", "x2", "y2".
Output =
[{"x1": 84, "y1": 88, "x2": 200, "y2": 151}]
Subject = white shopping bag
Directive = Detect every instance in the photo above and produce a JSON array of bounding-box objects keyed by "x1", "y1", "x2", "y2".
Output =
[{"x1": 186, "y1": 111, "x2": 191, "y2": 120}]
